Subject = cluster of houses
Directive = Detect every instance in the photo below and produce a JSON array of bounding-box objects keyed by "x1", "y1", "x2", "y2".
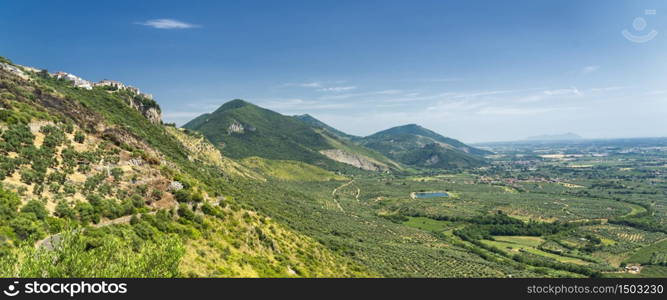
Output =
[
  {"x1": 52, "y1": 71, "x2": 153, "y2": 100},
  {"x1": 1, "y1": 63, "x2": 152, "y2": 100},
  {"x1": 478, "y1": 175, "x2": 563, "y2": 185}
]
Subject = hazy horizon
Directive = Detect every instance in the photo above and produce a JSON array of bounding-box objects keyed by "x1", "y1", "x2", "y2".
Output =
[{"x1": 2, "y1": 0, "x2": 666, "y2": 143}]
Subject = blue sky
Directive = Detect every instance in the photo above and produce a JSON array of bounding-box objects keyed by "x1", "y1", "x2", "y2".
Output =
[{"x1": 1, "y1": 0, "x2": 666, "y2": 142}]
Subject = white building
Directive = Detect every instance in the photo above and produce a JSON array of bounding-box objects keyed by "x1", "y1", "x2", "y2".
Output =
[
  {"x1": 53, "y1": 71, "x2": 93, "y2": 90},
  {"x1": 96, "y1": 79, "x2": 126, "y2": 90}
]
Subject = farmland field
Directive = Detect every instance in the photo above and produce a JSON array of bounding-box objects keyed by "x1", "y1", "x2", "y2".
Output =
[{"x1": 233, "y1": 138, "x2": 667, "y2": 277}]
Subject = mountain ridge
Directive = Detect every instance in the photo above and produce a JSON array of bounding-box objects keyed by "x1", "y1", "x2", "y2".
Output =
[{"x1": 185, "y1": 100, "x2": 486, "y2": 171}]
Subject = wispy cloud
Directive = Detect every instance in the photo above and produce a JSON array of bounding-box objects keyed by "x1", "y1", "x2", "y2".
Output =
[
  {"x1": 581, "y1": 65, "x2": 600, "y2": 74},
  {"x1": 280, "y1": 82, "x2": 323, "y2": 88},
  {"x1": 543, "y1": 87, "x2": 581, "y2": 96},
  {"x1": 135, "y1": 19, "x2": 200, "y2": 29},
  {"x1": 317, "y1": 86, "x2": 357, "y2": 92}
]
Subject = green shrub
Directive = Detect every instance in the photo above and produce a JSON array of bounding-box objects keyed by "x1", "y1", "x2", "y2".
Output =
[{"x1": 21, "y1": 200, "x2": 48, "y2": 220}]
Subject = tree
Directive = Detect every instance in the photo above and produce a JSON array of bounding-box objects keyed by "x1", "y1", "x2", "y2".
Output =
[
  {"x1": 0, "y1": 187, "x2": 21, "y2": 220},
  {"x1": 1, "y1": 124, "x2": 34, "y2": 152},
  {"x1": 54, "y1": 200, "x2": 76, "y2": 219},
  {"x1": 74, "y1": 131, "x2": 85, "y2": 144},
  {"x1": 75, "y1": 202, "x2": 99, "y2": 225},
  {"x1": 21, "y1": 200, "x2": 48, "y2": 220},
  {"x1": 9, "y1": 214, "x2": 44, "y2": 240},
  {"x1": 130, "y1": 194, "x2": 145, "y2": 208},
  {"x1": 110, "y1": 168, "x2": 123, "y2": 181}
]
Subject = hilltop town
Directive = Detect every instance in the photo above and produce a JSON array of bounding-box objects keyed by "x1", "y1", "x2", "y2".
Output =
[
  {"x1": 0, "y1": 61, "x2": 153, "y2": 100},
  {"x1": 1, "y1": 60, "x2": 161, "y2": 124}
]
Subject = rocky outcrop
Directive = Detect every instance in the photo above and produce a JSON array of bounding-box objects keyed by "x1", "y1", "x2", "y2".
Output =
[
  {"x1": 0, "y1": 63, "x2": 28, "y2": 80},
  {"x1": 142, "y1": 107, "x2": 162, "y2": 124},
  {"x1": 126, "y1": 97, "x2": 162, "y2": 124},
  {"x1": 226, "y1": 120, "x2": 255, "y2": 135},
  {"x1": 320, "y1": 149, "x2": 388, "y2": 171},
  {"x1": 424, "y1": 154, "x2": 440, "y2": 166},
  {"x1": 227, "y1": 120, "x2": 245, "y2": 134}
]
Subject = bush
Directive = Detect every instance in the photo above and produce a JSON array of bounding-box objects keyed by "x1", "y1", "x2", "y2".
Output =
[
  {"x1": 174, "y1": 189, "x2": 190, "y2": 203},
  {"x1": 110, "y1": 168, "x2": 123, "y2": 181},
  {"x1": 0, "y1": 230, "x2": 184, "y2": 277},
  {"x1": 21, "y1": 200, "x2": 48, "y2": 220},
  {"x1": 9, "y1": 214, "x2": 44, "y2": 240},
  {"x1": 54, "y1": 200, "x2": 76, "y2": 219},
  {"x1": 74, "y1": 131, "x2": 85, "y2": 143},
  {"x1": 0, "y1": 187, "x2": 21, "y2": 220},
  {"x1": 75, "y1": 202, "x2": 99, "y2": 225}
]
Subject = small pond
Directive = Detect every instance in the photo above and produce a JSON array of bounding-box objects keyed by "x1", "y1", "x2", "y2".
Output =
[{"x1": 414, "y1": 192, "x2": 449, "y2": 198}]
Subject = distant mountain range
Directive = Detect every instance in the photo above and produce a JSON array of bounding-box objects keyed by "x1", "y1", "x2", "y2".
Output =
[
  {"x1": 525, "y1": 133, "x2": 583, "y2": 141},
  {"x1": 183, "y1": 100, "x2": 490, "y2": 171}
]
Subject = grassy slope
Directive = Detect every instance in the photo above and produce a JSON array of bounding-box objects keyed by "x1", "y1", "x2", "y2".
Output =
[
  {"x1": 0, "y1": 61, "x2": 371, "y2": 277},
  {"x1": 241, "y1": 156, "x2": 346, "y2": 182}
]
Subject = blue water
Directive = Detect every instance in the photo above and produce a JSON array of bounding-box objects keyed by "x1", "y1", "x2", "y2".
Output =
[{"x1": 414, "y1": 192, "x2": 449, "y2": 198}]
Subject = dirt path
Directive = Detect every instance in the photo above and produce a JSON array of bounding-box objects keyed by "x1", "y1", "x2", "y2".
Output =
[{"x1": 331, "y1": 180, "x2": 356, "y2": 212}]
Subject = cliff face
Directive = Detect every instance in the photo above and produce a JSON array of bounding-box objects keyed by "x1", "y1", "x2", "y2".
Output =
[
  {"x1": 126, "y1": 97, "x2": 162, "y2": 125},
  {"x1": 319, "y1": 149, "x2": 388, "y2": 171},
  {"x1": 141, "y1": 106, "x2": 162, "y2": 125}
]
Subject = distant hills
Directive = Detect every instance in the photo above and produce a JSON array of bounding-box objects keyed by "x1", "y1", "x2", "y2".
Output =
[
  {"x1": 184, "y1": 100, "x2": 489, "y2": 171},
  {"x1": 525, "y1": 132, "x2": 583, "y2": 141},
  {"x1": 183, "y1": 99, "x2": 335, "y2": 167},
  {"x1": 183, "y1": 100, "x2": 400, "y2": 171},
  {"x1": 360, "y1": 124, "x2": 491, "y2": 169}
]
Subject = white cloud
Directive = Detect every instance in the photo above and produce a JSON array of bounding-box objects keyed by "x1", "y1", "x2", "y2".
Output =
[
  {"x1": 581, "y1": 65, "x2": 600, "y2": 74},
  {"x1": 317, "y1": 86, "x2": 357, "y2": 92},
  {"x1": 135, "y1": 19, "x2": 199, "y2": 29},
  {"x1": 543, "y1": 87, "x2": 582, "y2": 96},
  {"x1": 299, "y1": 82, "x2": 322, "y2": 88},
  {"x1": 281, "y1": 82, "x2": 323, "y2": 88}
]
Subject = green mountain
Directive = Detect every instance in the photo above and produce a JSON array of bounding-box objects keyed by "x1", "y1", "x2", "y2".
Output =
[
  {"x1": 360, "y1": 124, "x2": 490, "y2": 169},
  {"x1": 183, "y1": 100, "x2": 401, "y2": 171},
  {"x1": 183, "y1": 99, "x2": 332, "y2": 165}
]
